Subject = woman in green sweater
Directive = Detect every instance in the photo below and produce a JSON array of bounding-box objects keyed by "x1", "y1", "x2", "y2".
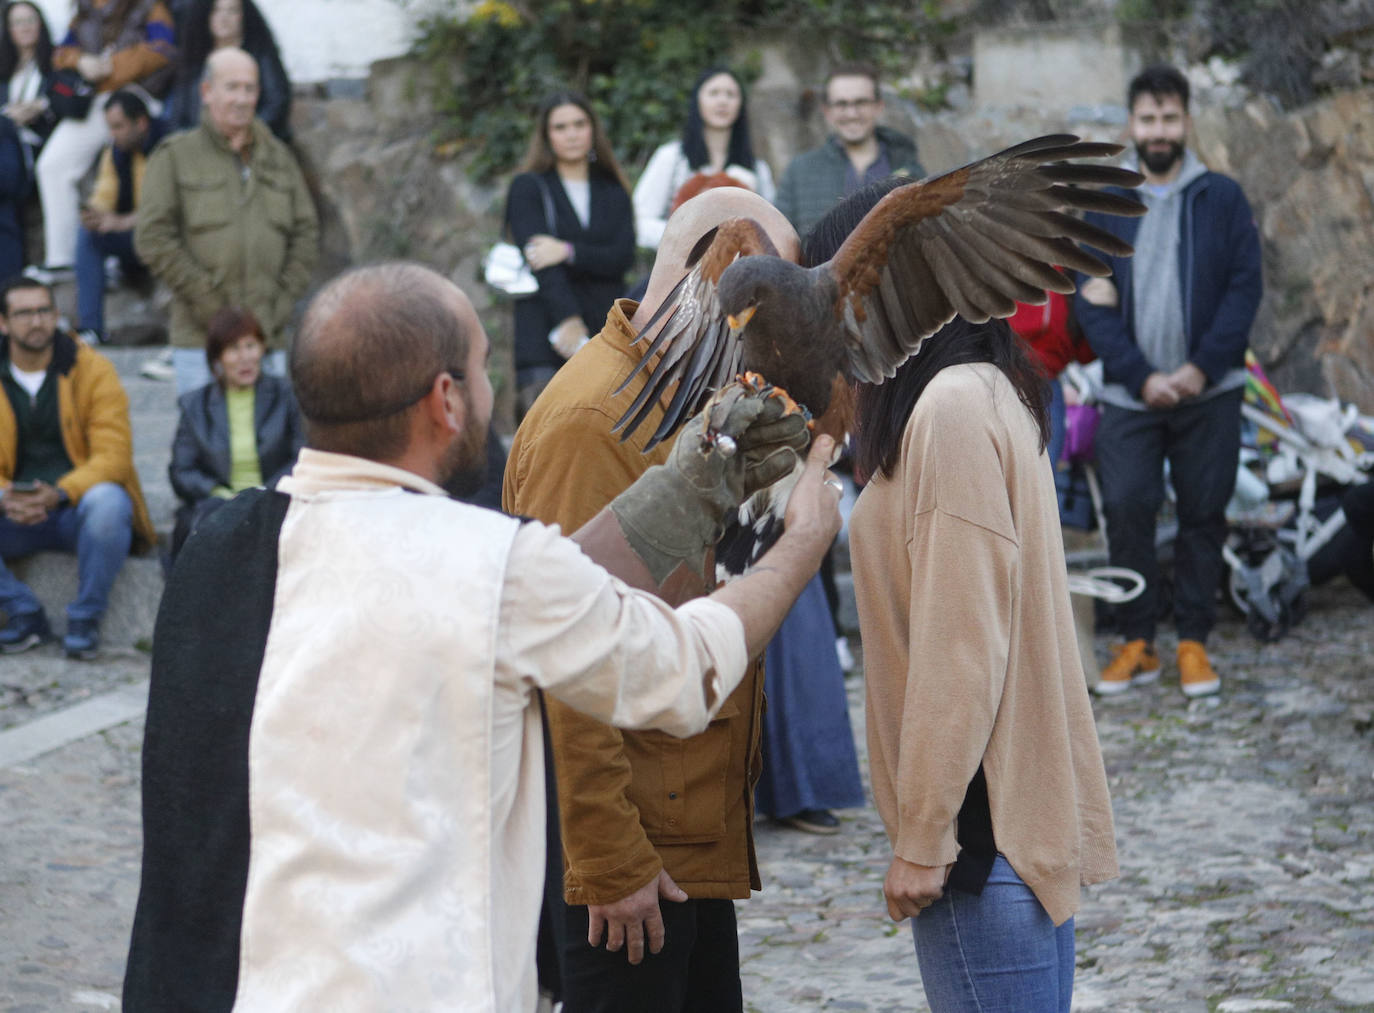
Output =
[{"x1": 168, "y1": 305, "x2": 303, "y2": 559}]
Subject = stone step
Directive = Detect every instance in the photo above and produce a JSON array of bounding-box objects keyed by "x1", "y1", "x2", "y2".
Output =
[{"x1": 5, "y1": 552, "x2": 162, "y2": 650}]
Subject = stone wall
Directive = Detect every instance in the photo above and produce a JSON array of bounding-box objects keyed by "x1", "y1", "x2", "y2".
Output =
[{"x1": 290, "y1": 27, "x2": 1374, "y2": 430}]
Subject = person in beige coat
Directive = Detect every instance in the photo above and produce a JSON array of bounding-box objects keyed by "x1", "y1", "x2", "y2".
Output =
[
  {"x1": 823, "y1": 177, "x2": 1117, "y2": 1013},
  {"x1": 135, "y1": 47, "x2": 317, "y2": 394}
]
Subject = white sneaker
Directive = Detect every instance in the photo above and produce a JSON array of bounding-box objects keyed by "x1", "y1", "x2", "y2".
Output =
[
  {"x1": 140, "y1": 348, "x2": 175, "y2": 381},
  {"x1": 23, "y1": 263, "x2": 75, "y2": 285},
  {"x1": 835, "y1": 636, "x2": 855, "y2": 673}
]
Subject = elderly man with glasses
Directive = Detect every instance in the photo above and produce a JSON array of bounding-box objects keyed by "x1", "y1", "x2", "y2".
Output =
[
  {"x1": 0, "y1": 274, "x2": 154, "y2": 657},
  {"x1": 774, "y1": 61, "x2": 925, "y2": 239}
]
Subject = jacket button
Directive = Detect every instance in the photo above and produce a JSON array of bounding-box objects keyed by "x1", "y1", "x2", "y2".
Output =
[{"x1": 668, "y1": 792, "x2": 677, "y2": 800}]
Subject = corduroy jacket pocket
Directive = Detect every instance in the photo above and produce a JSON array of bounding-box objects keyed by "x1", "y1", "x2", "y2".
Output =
[{"x1": 624, "y1": 697, "x2": 737, "y2": 844}]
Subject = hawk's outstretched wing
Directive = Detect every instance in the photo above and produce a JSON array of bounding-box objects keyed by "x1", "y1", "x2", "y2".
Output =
[{"x1": 827, "y1": 134, "x2": 1145, "y2": 383}]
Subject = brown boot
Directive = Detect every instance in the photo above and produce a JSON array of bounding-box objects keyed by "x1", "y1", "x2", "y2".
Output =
[
  {"x1": 1095, "y1": 639, "x2": 1160, "y2": 696},
  {"x1": 1178, "y1": 640, "x2": 1221, "y2": 697}
]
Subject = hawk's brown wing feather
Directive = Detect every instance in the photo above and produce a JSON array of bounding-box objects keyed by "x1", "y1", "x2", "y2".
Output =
[
  {"x1": 827, "y1": 134, "x2": 1145, "y2": 383},
  {"x1": 613, "y1": 218, "x2": 778, "y2": 447}
]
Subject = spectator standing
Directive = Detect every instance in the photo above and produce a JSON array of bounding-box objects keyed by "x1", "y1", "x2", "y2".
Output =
[
  {"x1": 135, "y1": 47, "x2": 317, "y2": 394},
  {"x1": 166, "y1": 0, "x2": 289, "y2": 141},
  {"x1": 632, "y1": 66, "x2": 775, "y2": 250},
  {"x1": 774, "y1": 62, "x2": 924, "y2": 240},
  {"x1": 31, "y1": 0, "x2": 175, "y2": 276},
  {"x1": 504, "y1": 188, "x2": 803, "y2": 1012},
  {"x1": 1, "y1": 1, "x2": 56, "y2": 168},
  {"x1": 504, "y1": 90, "x2": 634, "y2": 419},
  {"x1": 1075, "y1": 64, "x2": 1263, "y2": 698},
  {"x1": 167, "y1": 304, "x2": 301, "y2": 558},
  {"x1": 0, "y1": 274, "x2": 154, "y2": 657},
  {"x1": 1006, "y1": 285, "x2": 1094, "y2": 472},
  {"x1": 753, "y1": 212, "x2": 870, "y2": 837},
  {"x1": 73, "y1": 87, "x2": 163, "y2": 343},
  {"x1": 125, "y1": 261, "x2": 832, "y2": 1012},
  {"x1": 0, "y1": 101, "x2": 26, "y2": 277}
]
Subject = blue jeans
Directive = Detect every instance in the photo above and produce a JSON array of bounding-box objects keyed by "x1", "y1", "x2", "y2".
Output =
[
  {"x1": 0, "y1": 482, "x2": 133, "y2": 623},
  {"x1": 75, "y1": 226, "x2": 144, "y2": 335},
  {"x1": 172, "y1": 347, "x2": 287, "y2": 396},
  {"x1": 913, "y1": 855, "x2": 1074, "y2": 1013}
]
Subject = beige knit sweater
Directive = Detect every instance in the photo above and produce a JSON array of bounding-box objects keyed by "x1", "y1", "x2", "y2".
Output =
[{"x1": 850, "y1": 363, "x2": 1118, "y2": 925}]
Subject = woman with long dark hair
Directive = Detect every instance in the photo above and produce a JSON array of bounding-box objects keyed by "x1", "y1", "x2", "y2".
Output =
[
  {"x1": 504, "y1": 89, "x2": 634, "y2": 419},
  {"x1": 166, "y1": 0, "x2": 290, "y2": 139},
  {"x1": 830, "y1": 176, "x2": 1117, "y2": 1012},
  {"x1": 632, "y1": 66, "x2": 774, "y2": 249},
  {"x1": 0, "y1": 1, "x2": 55, "y2": 158}
]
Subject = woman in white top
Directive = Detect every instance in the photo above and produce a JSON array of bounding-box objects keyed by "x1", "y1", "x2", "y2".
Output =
[{"x1": 632, "y1": 66, "x2": 774, "y2": 249}]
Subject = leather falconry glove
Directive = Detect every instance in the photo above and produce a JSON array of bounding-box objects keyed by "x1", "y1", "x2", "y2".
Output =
[{"x1": 609, "y1": 380, "x2": 809, "y2": 585}]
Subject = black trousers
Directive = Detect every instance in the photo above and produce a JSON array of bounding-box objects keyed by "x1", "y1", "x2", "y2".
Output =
[
  {"x1": 558, "y1": 895, "x2": 742, "y2": 1013},
  {"x1": 1096, "y1": 389, "x2": 1243, "y2": 643}
]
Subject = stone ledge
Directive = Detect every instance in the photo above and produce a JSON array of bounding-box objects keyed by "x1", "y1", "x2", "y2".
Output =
[{"x1": 4, "y1": 552, "x2": 163, "y2": 649}]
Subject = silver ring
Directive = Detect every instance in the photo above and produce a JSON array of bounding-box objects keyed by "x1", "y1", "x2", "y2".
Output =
[{"x1": 824, "y1": 476, "x2": 843, "y2": 493}]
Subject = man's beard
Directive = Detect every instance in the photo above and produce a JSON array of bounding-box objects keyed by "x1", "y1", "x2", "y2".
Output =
[
  {"x1": 1136, "y1": 139, "x2": 1183, "y2": 176},
  {"x1": 438, "y1": 396, "x2": 490, "y2": 501}
]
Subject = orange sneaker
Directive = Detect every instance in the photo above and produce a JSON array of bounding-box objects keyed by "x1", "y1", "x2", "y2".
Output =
[
  {"x1": 1095, "y1": 639, "x2": 1160, "y2": 695},
  {"x1": 1177, "y1": 640, "x2": 1221, "y2": 697}
]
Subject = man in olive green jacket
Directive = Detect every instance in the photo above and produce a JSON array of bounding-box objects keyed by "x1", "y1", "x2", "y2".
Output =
[{"x1": 135, "y1": 48, "x2": 317, "y2": 394}]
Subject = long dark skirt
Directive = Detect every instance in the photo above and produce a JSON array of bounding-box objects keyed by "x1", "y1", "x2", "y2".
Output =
[{"x1": 756, "y1": 574, "x2": 865, "y2": 818}]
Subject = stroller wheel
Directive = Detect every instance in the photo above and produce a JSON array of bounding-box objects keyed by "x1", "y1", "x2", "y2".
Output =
[{"x1": 1227, "y1": 532, "x2": 1310, "y2": 642}]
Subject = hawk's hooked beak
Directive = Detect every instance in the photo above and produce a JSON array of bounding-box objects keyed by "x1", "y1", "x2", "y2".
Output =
[{"x1": 726, "y1": 305, "x2": 757, "y2": 334}]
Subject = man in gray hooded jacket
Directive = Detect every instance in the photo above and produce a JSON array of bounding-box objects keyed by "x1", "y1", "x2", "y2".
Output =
[{"x1": 1075, "y1": 63, "x2": 1263, "y2": 699}]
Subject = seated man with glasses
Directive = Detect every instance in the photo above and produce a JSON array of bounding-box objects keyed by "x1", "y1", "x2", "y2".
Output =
[
  {"x1": 775, "y1": 62, "x2": 925, "y2": 239},
  {"x1": 0, "y1": 275, "x2": 155, "y2": 657}
]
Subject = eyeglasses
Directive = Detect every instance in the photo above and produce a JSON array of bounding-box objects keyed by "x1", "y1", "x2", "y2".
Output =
[
  {"x1": 6, "y1": 306, "x2": 56, "y2": 321},
  {"x1": 825, "y1": 98, "x2": 877, "y2": 113}
]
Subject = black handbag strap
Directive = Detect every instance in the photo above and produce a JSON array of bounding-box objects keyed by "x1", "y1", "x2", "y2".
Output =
[
  {"x1": 505, "y1": 173, "x2": 560, "y2": 240},
  {"x1": 534, "y1": 175, "x2": 557, "y2": 234}
]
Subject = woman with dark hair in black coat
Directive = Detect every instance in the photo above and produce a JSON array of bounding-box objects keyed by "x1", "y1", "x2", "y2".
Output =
[
  {"x1": 504, "y1": 89, "x2": 634, "y2": 419},
  {"x1": 0, "y1": 1, "x2": 55, "y2": 164},
  {"x1": 166, "y1": 0, "x2": 290, "y2": 140}
]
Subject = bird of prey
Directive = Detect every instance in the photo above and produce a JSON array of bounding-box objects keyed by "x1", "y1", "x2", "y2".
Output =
[{"x1": 612, "y1": 133, "x2": 1146, "y2": 572}]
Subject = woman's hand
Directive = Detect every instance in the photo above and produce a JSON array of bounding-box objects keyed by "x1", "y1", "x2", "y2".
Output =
[
  {"x1": 524, "y1": 234, "x2": 572, "y2": 271},
  {"x1": 4, "y1": 98, "x2": 45, "y2": 126},
  {"x1": 883, "y1": 854, "x2": 952, "y2": 921},
  {"x1": 551, "y1": 316, "x2": 589, "y2": 360}
]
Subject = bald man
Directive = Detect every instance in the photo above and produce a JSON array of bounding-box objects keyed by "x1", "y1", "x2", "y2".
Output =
[
  {"x1": 136, "y1": 46, "x2": 318, "y2": 394},
  {"x1": 124, "y1": 262, "x2": 839, "y2": 1012},
  {"x1": 504, "y1": 189, "x2": 804, "y2": 1011}
]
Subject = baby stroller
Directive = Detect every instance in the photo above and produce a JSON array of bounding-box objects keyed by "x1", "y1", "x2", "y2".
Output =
[
  {"x1": 1222, "y1": 355, "x2": 1374, "y2": 640},
  {"x1": 1059, "y1": 356, "x2": 1373, "y2": 643}
]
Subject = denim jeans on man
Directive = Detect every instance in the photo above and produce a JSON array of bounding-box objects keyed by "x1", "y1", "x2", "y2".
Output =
[
  {"x1": 1095, "y1": 389, "x2": 1243, "y2": 643},
  {"x1": 913, "y1": 855, "x2": 1074, "y2": 1013},
  {"x1": 0, "y1": 482, "x2": 133, "y2": 622},
  {"x1": 75, "y1": 226, "x2": 145, "y2": 337}
]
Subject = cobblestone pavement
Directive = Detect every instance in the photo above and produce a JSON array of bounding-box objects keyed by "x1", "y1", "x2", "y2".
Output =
[
  {"x1": 739, "y1": 582, "x2": 1374, "y2": 1013},
  {"x1": 3, "y1": 351, "x2": 1373, "y2": 1011},
  {"x1": 2, "y1": 582, "x2": 1369, "y2": 1012}
]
